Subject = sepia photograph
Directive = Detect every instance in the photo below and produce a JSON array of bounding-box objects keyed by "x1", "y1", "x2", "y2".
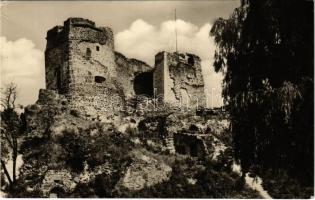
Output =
[{"x1": 0, "y1": 0, "x2": 314, "y2": 198}]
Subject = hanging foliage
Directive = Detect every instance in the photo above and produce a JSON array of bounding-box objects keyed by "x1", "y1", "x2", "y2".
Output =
[{"x1": 210, "y1": 0, "x2": 313, "y2": 186}]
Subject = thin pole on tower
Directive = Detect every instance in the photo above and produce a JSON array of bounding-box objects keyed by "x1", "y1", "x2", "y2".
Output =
[{"x1": 175, "y1": 9, "x2": 178, "y2": 54}]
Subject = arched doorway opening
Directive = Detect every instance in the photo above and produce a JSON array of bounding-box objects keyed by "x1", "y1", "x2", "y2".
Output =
[
  {"x1": 133, "y1": 72, "x2": 153, "y2": 97},
  {"x1": 49, "y1": 186, "x2": 66, "y2": 198},
  {"x1": 95, "y1": 76, "x2": 106, "y2": 83}
]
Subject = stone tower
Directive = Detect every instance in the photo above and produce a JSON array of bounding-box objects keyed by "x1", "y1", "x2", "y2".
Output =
[
  {"x1": 45, "y1": 18, "x2": 124, "y2": 118},
  {"x1": 45, "y1": 18, "x2": 117, "y2": 93},
  {"x1": 153, "y1": 51, "x2": 206, "y2": 108}
]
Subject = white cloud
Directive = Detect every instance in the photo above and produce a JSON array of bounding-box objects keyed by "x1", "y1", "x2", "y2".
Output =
[
  {"x1": 0, "y1": 37, "x2": 45, "y2": 106},
  {"x1": 115, "y1": 19, "x2": 223, "y2": 107}
]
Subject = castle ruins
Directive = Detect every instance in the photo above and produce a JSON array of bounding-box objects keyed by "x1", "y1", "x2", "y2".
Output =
[{"x1": 44, "y1": 17, "x2": 206, "y2": 118}]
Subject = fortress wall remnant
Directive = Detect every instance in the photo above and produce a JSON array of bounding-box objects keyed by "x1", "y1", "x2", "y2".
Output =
[
  {"x1": 115, "y1": 52, "x2": 153, "y2": 98},
  {"x1": 45, "y1": 26, "x2": 70, "y2": 93},
  {"x1": 153, "y1": 52, "x2": 166, "y2": 99},
  {"x1": 153, "y1": 51, "x2": 206, "y2": 108},
  {"x1": 67, "y1": 83, "x2": 125, "y2": 120}
]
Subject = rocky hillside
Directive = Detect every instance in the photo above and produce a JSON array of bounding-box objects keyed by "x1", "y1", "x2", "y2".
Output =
[{"x1": 4, "y1": 89, "x2": 262, "y2": 198}]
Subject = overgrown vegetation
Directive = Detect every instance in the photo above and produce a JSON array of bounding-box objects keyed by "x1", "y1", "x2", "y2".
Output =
[
  {"x1": 6, "y1": 119, "x2": 135, "y2": 197},
  {"x1": 211, "y1": 0, "x2": 313, "y2": 198},
  {"x1": 114, "y1": 156, "x2": 260, "y2": 198}
]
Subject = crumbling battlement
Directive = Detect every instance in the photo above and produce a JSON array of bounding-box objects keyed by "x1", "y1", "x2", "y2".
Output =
[{"x1": 46, "y1": 18, "x2": 113, "y2": 50}]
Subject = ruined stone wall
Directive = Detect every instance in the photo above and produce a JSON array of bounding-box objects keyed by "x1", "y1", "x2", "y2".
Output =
[
  {"x1": 68, "y1": 19, "x2": 116, "y2": 79},
  {"x1": 115, "y1": 52, "x2": 153, "y2": 98},
  {"x1": 67, "y1": 84, "x2": 125, "y2": 120},
  {"x1": 69, "y1": 41, "x2": 115, "y2": 85},
  {"x1": 40, "y1": 169, "x2": 75, "y2": 197},
  {"x1": 45, "y1": 26, "x2": 70, "y2": 94},
  {"x1": 153, "y1": 51, "x2": 206, "y2": 108}
]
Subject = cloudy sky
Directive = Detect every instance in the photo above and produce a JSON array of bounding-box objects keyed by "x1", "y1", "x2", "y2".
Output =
[{"x1": 0, "y1": 1, "x2": 239, "y2": 107}]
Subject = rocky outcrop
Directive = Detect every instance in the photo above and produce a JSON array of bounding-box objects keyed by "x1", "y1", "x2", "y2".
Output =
[
  {"x1": 24, "y1": 89, "x2": 68, "y2": 138},
  {"x1": 174, "y1": 133, "x2": 208, "y2": 158},
  {"x1": 135, "y1": 109, "x2": 230, "y2": 159},
  {"x1": 116, "y1": 151, "x2": 172, "y2": 191},
  {"x1": 16, "y1": 94, "x2": 263, "y2": 198},
  {"x1": 20, "y1": 77, "x2": 234, "y2": 199}
]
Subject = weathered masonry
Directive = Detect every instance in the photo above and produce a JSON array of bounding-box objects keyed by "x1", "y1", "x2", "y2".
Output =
[
  {"x1": 153, "y1": 52, "x2": 206, "y2": 108},
  {"x1": 44, "y1": 18, "x2": 206, "y2": 118},
  {"x1": 45, "y1": 18, "x2": 125, "y2": 118}
]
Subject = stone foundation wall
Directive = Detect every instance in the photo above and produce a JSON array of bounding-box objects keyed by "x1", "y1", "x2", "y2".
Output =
[{"x1": 67, "y1": 83, "x2": 125, "y2": 119}]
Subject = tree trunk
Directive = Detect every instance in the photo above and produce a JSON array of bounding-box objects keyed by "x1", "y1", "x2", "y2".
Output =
[
  {"x1": 12, "y1": 153, "x2": 17, "y2": 182},
  {"x1": 1, "y1": 160, "x2": 12, "y2": 185},
  {"x1": 12, "y1": 138, "x2": 17, "y2": 182}
]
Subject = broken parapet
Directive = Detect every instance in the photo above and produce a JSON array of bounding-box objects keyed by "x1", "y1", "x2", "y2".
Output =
[
  {"x1": 46, "y1": 18, "x2": 114, "y2": 51},
  {"x1": 153, "y1": 51, "x2": 206, "y2": 109}
]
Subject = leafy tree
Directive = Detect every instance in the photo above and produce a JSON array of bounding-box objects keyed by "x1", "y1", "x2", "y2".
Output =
[
  {"x1": 0, "y1": 83, "x2": 24, "y2": 186},
  {"x1": 210, "y1": 0, "x2": 313, "y2": 188}
]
